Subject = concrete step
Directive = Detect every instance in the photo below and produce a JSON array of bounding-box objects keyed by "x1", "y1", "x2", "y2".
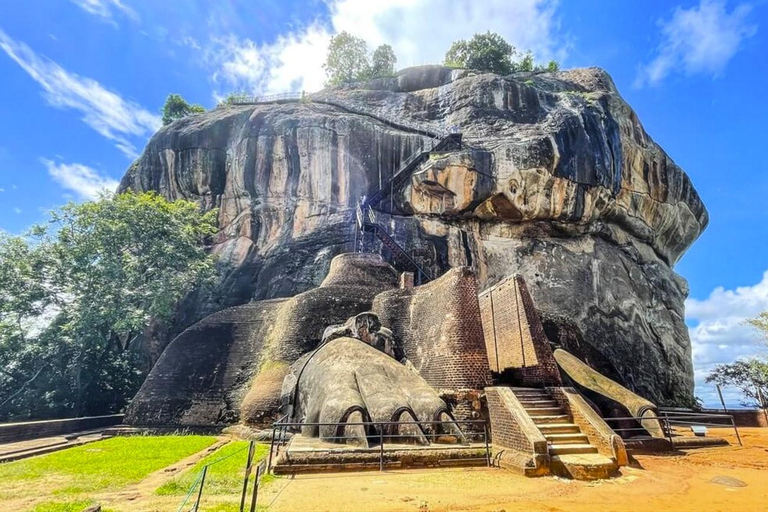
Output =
[
  {"x1": 515, "y1": 393, "x2": 551, "y2": 399},
  {"x1": 537, "y1": 423, "x2": 581, "y2": 434},
  {"x1": 545, "y1": 433, "x2": 590, "y2": 445},
  {"x1": 549, "y1": 444, "x2": 598, "y2": 456},
  {"x1": 525, "y1": 407, "x2": 565, "y2": 416},
  {"x1": 532, "y1": 415, "x2": 571, "y2": 425},
  {"x1": 551, "y1": 453, "x2": 618, "y2": 481},
  {"x1": 517, "y1": 400, "x2": 559, "y2": 408}
]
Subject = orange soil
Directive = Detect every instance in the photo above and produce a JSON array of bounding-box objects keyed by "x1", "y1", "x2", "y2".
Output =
[{"x1": 259, "y1": 428, "x2": 768, "y2": 512}]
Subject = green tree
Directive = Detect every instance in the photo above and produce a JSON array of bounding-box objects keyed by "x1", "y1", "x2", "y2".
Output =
[
  {"x1": 370, "y1": 44, "x2": 397, "y2": 78},
  {"x1": 706, "y1": 358, "x2": 768, "y2": 408},
  {"x1": 217, "y1": 91, "x2": 250, "y2": 107},
  {"x1": 0, "y1": 192, "x2": 218, "y2": 420},
  {"x1": 546, "y1": 60, "x2": 560, "y2": 72},
  {"x1": 705, "y1": 311, "x2": 768, "y2": 408},
  {"x1": 162, "y1": 94, "x2": 206, "y2": 125},
  {"x1": 323, "y1": 31, "x2": 371, "y2": 86},
  {"x1": 444, "y1": 31, "x2": 516, "y2": 75}
]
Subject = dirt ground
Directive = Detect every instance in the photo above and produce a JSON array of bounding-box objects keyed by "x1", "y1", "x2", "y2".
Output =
[{"x1": 256, "y1": 428, "x2": 768, "y2": 512}]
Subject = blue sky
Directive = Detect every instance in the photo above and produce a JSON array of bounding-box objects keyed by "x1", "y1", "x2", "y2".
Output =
[{"x1": 0, "y1": 0, "x2": 766, "y2": 406}]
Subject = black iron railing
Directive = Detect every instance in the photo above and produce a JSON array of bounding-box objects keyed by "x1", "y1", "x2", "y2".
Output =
[
  {"x1": 603, "y1": 411, "x2": 742, "y2": 446},
  {"x1": 267, "y1": 417, "x2": 490, "y2": 472}
]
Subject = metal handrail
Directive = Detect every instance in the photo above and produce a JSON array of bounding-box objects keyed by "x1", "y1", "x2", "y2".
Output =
[
  {"x1": 604, "y1": 412, "x2": 742, "y2": 446},
  {"x1": 267, "y1": 417, "x2": 490, "y2": 472},
  {"x1": 229, "y1": 92, "x2": 304, "y2": 105}
]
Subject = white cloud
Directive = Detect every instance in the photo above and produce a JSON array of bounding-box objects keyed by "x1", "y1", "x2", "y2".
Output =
[
  {"x1": 686, "y1": 271, "x2": 768, "y2": 407},
  {"x1": 210, "y1": 0, "x2": 565, "y2": 96},
  {"x1": 0, "y1": 188, "x2": 4, "y2": 193},
  {"x1": 637, "y1": 0, "x2": 757, "y2": 87},
  {"x1": 70, "y1": 0, "x2": 138, "y2": 23},
  {"x1": 42, "y1": 159, "x2": 119, "y2": 200},
  {"x1": 13, "y1": 208, "x2": 22, "y2": 214},
  {"x1": 0, "y1": 28, "x2": 160, "y2": 158}
]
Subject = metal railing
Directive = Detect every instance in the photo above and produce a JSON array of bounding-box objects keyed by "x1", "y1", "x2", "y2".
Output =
[
  {"x1": 267, "y1": 417, "x2": 490, "y2": 472},
  {"x1": 228, "y1": 92, "x2": 304, "y2": 105},
  {"x1": 176, "y1": 442, "x2": 253, "y2": 512},
  {"x1": 603, "y1": 411, "x2": 742, "y2": 446}
]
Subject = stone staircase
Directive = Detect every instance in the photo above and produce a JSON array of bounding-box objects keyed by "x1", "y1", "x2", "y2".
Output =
[{"x1": 512, "y1": 387, "x2": 618, "y2": 479}]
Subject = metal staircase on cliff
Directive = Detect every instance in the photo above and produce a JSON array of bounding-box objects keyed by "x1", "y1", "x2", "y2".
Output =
[{"x1": 355, "y1": 133, "x2": 462, "y2": 284}]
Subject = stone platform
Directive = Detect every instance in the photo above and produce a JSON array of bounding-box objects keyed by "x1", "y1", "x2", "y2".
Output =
[{"x1": 272, "y1": 434, "x2": 489, "y2": 474}]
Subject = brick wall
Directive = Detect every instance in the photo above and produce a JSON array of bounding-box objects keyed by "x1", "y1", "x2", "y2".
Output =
[
  {"x1": 373, "y1": 267, "x2": 491, "y2": 393},
  {"x1": 479, "y1": 275, "x2": 562, "y2": 387},
  {"x1": 125, "y1": 301, "x2": 283, "y2": 427},
  {"x1": 485, "y1": 387, "x2": 549, "y2": 473}
]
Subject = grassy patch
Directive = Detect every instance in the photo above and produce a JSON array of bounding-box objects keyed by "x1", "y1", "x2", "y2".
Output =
[
  {"x1": 156, "y1": 441, "x2": 271, "y2": 497},
  {"x1": 31, "y1": 500, "x2": 116, "y2": 512},
  {"x1": 0, "y1": 435, "x2": 217, "y2": 500}
]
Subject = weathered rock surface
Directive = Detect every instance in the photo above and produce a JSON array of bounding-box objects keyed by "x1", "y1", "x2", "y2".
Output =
[{"x1": 120, "y1": 65, "x2": 707, "y2": 406}]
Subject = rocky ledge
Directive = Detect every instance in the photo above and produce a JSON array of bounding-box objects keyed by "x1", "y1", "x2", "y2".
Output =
[{"x1": 119, "y1": 65, "x2": 707, "y2": 406}]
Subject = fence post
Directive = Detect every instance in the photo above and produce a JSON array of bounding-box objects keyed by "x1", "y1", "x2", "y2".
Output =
[
  {"x1": 716, "y1": 384, "x2": 729, "y2": 413},
  {"x1": 379, "y1": 426, "x2": 384, "y2": 472},
  {"x1": 268, "y1": 424, "x2": 277, "y2": 472},
  {"x1": 730, "y1": 416, "x2": 743, "y2": 447},
  {"x1": 664, "y1": 417, "x2": 673, "y2": 446},
  {"x1": 240, "y1": 441, "x2": 255, "y2": 512},
  {"x1": 193, "y1": 465, "x2": 208, "y2": 512},
  {"x1": 249, "y1": 463, "x2": 262, "y2": 512},
  {"x1": 484, "y1": 421, "x2": 491, "y2": 467}
]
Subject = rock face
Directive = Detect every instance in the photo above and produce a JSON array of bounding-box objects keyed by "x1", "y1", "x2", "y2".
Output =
[{"x1": 120, "y1": 65, "x2": 707, "y2": 406}]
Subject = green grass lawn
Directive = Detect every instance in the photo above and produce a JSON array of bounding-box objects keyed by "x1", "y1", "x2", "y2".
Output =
[
  {"x1": 0, "y1": 435, "x2": 218, "y2": 510},
  {"x1": 156, "y1": 441, "x2": 271, "y2": 496}
]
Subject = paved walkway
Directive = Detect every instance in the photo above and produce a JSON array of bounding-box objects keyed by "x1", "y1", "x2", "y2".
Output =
[{"x1": 0, "y1": 429, "x2": 108, "y2": 462}]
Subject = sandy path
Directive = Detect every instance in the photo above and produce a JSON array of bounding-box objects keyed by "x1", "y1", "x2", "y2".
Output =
[
  {"x1": 259, "y1": 428, "x2": 768, "y2": 512},
  {"x1": 92, "y1": 436, "x2": 230, "y2": 510}
]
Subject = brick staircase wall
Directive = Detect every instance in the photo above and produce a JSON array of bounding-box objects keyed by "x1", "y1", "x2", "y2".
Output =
[{"x1": 485, "y1": 387, "x2": 549, "y2": 475}]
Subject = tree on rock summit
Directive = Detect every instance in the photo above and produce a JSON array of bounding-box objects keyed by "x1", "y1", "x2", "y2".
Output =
[
  {"x1": 161, "y1": 93, "x2": 206, "y2": 125},
  {"x1": 323, "y1": 32, "x2": 398, "y2": 85}
]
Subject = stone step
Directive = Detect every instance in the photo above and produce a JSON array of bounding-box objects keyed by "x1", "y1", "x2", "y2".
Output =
[
  {"x1": 515, "y1": 391, "x2": 552, "y2": 400},
  {"x1": 537, "y1": 423, "x2": 581, "y2": 434},
  {"x1": 549, "y1": 444, "x2": 598, "y2": 456},
  {"x1": 532, "y1": 415, "x2": 571, "y2": 425},
  {"x1": 525, "y1": 407, "x2": 565, "y2": 416},
  {"x1": 517, "y1": 399, "x2": 559, "y2": 408},
  {"x1": 545, "y1": 433, "x2": 590, "y2": 445},
  {"x1": 551, "y1": 453, "x2": 618, "y2": 481}
]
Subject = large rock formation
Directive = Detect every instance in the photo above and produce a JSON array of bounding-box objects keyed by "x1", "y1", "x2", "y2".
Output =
[{"x1": 120, "y1": 65, "x2": 707, "y2": 406}]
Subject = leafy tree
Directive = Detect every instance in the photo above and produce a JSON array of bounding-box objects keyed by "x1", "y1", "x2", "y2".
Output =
[
  {"x1": 444, "y1": 32, "x2": 561, "y2": 74},
  {"x1": 444, "y1": 31, "x2": 516, "y2": 75},
  {"x1": 323, "y1": 31, "x2": 371, "y2": 86},
  {"x1": 517, "y1": 51, "x2": 534, "y2": 72},
  {"x1": 706, "y1": 358, "x2": 768, "y2": 408},
  {"x1": 217, "y1": 91, "x2": 250, "y2": 107},
  {"x1": 546, "y1": 60, "x2": 560, "y2": 72},
  {"x1": 748, "y1": 311, "x2": 768, "y2": 344},
  {"x1": 162, "y1": 94, "x2": 206, "y2": 125},
  {"x1": 0, "y1": 192, "x2": 218, "y2": 420},
  {"x1": 705, "y1": 311, "x2": 768, "y2": 408},
  {"x1": 370, "y1": 44, "x2": 397, "y2": 78}
]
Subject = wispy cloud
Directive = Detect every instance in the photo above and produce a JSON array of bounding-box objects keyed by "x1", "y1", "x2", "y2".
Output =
[
  {"x1": 13, "y1": 208, "x2": 22, "y2": 214},
  {"x1": 42, "y1": 159, "x2": 119, "y2": 200},
  {"x1": 686, "y1": 271, "x2": 768, "y2": 406},
  {"x1": 70, "y1": 0, "x2": 138, "y2": 23},
  {"x1": 636, "y1": 0, "x2": 757, "y2": 87},
  {"x1": 209, "y1": 0, "x2": 566, "y2": 96},
  {"x1": 0, "y1": 28, "x2": 160, "y2": 158}
]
